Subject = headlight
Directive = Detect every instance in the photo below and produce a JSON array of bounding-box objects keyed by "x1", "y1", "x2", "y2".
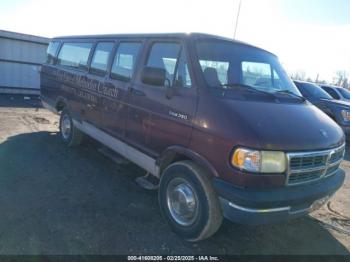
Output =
[
  {"x1": 341, "y1": 110, "x2": 350, "y2": 122},
  {"x1": 231, "y1": 148, "x2": 286, "y2": 173}
]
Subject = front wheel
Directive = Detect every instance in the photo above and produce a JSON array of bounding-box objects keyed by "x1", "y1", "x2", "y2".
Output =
[
  {"x1": 159, "y1": 161, "x2": 223, "y2": 241},
  {"x1": 59, "y1": 109, "x2": 83, "y2": 147}
]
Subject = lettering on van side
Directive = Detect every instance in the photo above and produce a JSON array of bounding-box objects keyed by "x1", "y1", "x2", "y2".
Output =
[
  {"x1": 169, "y1": 110, "x2": 188, "y2": 120},
  {"x1": 54, "y1": 69, "x2": 119, "y2": 99},
  {"x1": 61, "y1": 83, "x2": 98, "y2": 104}
]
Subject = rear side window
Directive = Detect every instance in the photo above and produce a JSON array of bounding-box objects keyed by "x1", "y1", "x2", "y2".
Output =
[
  {"x1": 146, "y1": 43, "x2": 181, "y2": 86},
  {"x1": 57, "y1": 42, "x2": 93, "y2": 70},
  {"x1": 90, "y1": 42, "x2": 114, "y2": 75},
  {"x1": 46, "y1": 41, "x2": 60, "y2": 64},
  {"x1": 111, "y1": 42, "x2": 141, "y2": 82}
]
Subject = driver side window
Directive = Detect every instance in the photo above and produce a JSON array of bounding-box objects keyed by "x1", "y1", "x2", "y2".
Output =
[{"x1": 146, "y1": 42, "x2": 181, "y2": 87}]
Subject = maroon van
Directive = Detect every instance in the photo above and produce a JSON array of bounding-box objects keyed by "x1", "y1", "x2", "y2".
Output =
[{"x1": 41, "y1": 33, "x2": 345, "y2": 241}]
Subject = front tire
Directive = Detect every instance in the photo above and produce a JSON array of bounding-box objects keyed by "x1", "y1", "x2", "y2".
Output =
[
  {"x1": 59, "y1": 109, "x2": 83, "y2": 147},
  {"x1": 159, "y1": 161, "x2": 223, "y2": 241}
]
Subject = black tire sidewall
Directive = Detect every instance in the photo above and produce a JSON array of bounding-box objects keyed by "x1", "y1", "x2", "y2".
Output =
[{"x1": 159, "y1": 163, "x2": 210, "y2": 240}]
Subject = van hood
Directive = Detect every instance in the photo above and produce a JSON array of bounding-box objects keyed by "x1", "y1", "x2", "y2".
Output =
[{"x1": 224, "y1": 100, "x2": 345, "y2": 151}]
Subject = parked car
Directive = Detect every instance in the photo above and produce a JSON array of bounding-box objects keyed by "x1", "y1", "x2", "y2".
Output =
[
  {"x1": 41, "y1": 33, "x2": 345, "y2": 241},
  {"x1": 294, "y1": 81, "x2": 350, "y2": 137},
  {"x1": 320, "y1": 84, "x2": 350, "y2": 102}
]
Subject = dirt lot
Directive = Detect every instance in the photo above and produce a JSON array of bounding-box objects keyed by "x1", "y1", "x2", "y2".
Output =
[{"x1": 0, "y1": 94, "x2": 349, "y2": 255}]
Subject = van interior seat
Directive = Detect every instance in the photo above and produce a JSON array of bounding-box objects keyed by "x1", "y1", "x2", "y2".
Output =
[{"x1": 203, "y1": 67, "x2": 221, "y2": 87}]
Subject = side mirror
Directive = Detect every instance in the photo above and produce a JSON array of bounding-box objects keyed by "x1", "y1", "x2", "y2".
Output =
[{"x1": 141, "y1": 66, "x2": 166, "y2": 86}]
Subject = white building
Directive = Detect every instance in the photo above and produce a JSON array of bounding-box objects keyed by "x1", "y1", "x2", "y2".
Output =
[{"x1": 0, "y1": 30, "x2": 50, "y2": 95}]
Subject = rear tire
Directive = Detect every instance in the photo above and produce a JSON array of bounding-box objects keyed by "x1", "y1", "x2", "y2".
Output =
[
  {"x1": 159, "y1": 160, "x2": 223, "y2": 241},
  {"x1": 59, "y1": 109, "x2": 83, "y2": 147}
]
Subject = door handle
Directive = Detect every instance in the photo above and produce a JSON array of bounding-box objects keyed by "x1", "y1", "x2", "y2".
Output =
[{"x1": 128, "y1": 87, "x2": 145, "y2": 96}]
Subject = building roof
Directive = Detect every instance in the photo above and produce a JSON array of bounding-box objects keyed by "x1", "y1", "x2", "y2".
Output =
[{"x1": 0, "y1": 30, "x2": 50, "y2": 45}]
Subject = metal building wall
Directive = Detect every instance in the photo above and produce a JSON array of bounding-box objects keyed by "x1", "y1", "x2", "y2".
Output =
[{"x1": 0, "y1": 30, "x2": 50, "y2": 94}]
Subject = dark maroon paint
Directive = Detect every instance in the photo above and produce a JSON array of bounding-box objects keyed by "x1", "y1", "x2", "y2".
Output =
[{"x1": 40, "y1": 33, "x2": 345, "y2": 189}]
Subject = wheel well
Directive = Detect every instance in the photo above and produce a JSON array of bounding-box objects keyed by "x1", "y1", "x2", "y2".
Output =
[
  {"x1": 158, "y1": 151, "x2": 216, "y2": 179},
  {"x1": 159, "y1": 152, "x2": 190, "y2": 175}
]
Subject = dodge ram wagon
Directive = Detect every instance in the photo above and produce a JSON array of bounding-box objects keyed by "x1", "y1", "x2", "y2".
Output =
[{"x1": 41, "y1": 33, "x2": 345, "y2": 241}]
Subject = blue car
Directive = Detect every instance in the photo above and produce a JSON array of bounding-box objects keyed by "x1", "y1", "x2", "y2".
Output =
[
  {"x1": 320, "y1": 84, "x2": 350, "y2": 103},
  {"x1": 294, "y1": 80, "x2": 350, "y2": 138}
]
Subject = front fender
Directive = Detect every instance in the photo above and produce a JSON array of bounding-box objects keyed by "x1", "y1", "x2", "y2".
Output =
[{"x1": 157, "y1": 145, "x2": 219, "y2": 178}]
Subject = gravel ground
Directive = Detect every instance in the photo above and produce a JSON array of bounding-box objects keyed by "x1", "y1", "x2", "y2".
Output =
[{"x1": 0, "y1": 94, "x2": 349, "y2": 255}]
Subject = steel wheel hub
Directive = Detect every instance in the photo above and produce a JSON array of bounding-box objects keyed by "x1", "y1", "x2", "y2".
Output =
[
  {"x1": 166, "y1": 178, "x2": 198, "y2": 226},
  {"x1": 61, "y1": 114, "x2": 71, "y2": 140}
]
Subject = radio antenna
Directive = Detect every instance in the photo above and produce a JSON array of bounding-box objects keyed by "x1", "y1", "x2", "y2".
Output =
[{"x1": 234, "y1": 0, "x2": 242, "y2": 39}]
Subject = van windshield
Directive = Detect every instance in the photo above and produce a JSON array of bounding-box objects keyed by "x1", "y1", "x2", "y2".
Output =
[
  {"x1": 297, "y1": 83, "x2": 333, "y2": 100},
  {"x1": 196, "y1": 41, "x2": 301, "y2": 97}
]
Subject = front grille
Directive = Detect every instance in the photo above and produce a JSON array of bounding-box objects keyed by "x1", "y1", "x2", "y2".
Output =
[
  {"x1": 329, "y1": 150, "x2": 344, "y2": 164},
  {"x1": 288, "y1": 170, "x2": 323, "y2": 184},
  {"x1": 287, "y1": 145, "x2": 345, "y2": 186},
  {"x1": 325, "y1": 164, "x2": 341, "y2": 177},
  {"x1": 290, "y1": 155, "x2": 327, "y2": 170}
]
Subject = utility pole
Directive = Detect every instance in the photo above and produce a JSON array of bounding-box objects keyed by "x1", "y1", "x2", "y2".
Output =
[{"x1": 234, "y1": 0, "x2": 242, "y2": 39}]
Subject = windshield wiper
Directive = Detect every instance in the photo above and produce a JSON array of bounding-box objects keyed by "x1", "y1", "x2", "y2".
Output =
[
  {"x1": 219, "y1": 83, "x2": 276, "y2": 98},
  {"x1": 274, "y1": 90, "x2": 306, "y2": 101}
]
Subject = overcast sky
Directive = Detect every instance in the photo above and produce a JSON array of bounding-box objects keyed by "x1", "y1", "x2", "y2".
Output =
[{"x1": 1, "y1": 0, "x2": 349, "y2": 82}]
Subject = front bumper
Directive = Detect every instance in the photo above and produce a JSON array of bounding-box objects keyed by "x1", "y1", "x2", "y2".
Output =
[{"x1": 213, "y1": 168, "x2": 345, "y2": 225}]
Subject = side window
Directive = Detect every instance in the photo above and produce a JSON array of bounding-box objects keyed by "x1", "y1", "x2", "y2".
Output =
[
  {"x1": 90, "y1": 42, "x2": 114, "y2": 75},
  {"x1": 174, "y1": 50, "x2": 192, "y2": 88},
  {"x1": 57, "y1": 42, "x2": 92, "y2": 70},
  {"x1": 146, "y1": 42, "x2": 181, "y2": 86},
  {"x1": 46, "y1": 41, "x2": 60, "y2": 64},
  {"x1": 111, "y1": 42, "x2": 141, "y2": 82}
]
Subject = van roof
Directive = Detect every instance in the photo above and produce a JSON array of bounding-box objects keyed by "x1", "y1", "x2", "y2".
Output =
[
  {"x1": 54, "y1": 32, "x2": 231, "y2": 41},
  {"x1": 52, "y1": 32, "x2": 276, "y2": 57}
]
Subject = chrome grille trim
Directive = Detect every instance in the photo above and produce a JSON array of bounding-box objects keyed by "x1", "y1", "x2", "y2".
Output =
[
  {"x1": 290, "y1": 166, "x2": 326, "y2": 174},
  {"x1": 286, "y1": 144, "x2": 345, "y2": 186}
]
